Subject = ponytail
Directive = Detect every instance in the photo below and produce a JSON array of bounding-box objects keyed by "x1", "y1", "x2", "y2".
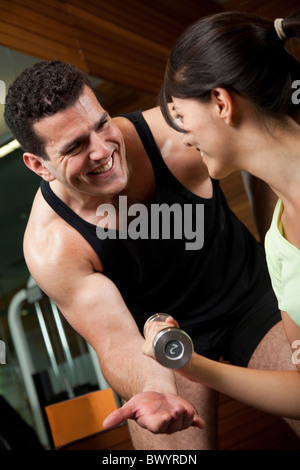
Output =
[{"x1": 282, "y1": 10, "x2": 300, "y2": 43}]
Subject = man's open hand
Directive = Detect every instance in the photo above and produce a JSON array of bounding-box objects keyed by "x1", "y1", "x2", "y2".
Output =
[{"x1": 103, "y1": 391, "x2": 205, "y2": 434}]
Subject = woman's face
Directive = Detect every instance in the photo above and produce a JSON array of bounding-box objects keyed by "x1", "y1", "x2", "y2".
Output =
[{"x1": 171, "y1": 96, "x2": 237, "y2": 179}]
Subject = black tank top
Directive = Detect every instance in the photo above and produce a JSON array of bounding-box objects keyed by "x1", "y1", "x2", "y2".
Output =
[{"x1": 41, "y1": 111, "x2": 272, "y2": 334}]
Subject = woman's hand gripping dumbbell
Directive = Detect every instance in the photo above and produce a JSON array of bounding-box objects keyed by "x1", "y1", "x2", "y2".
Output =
[{"x1": 142, "y1": 313, "x2": 194, "y2": 369}]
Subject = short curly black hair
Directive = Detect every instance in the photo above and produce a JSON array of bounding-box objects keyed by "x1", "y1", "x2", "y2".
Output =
[{"x1": 4, "y1": 60, "x2": 94, "y2": 159}]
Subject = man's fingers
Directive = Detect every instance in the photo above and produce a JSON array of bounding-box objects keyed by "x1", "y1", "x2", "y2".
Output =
[
  {"x1": 192, "y1": 414, "x2": 206, "y2": 429},
  {"x1": 103, "y1": 391, "x2": 206, "y2": 433},
  {"x1": 102, "y1": 402, "x2": 133, "y2": 429}
]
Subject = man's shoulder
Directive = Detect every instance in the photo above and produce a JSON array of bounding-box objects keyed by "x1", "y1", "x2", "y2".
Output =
[
  {"x1": 143, "y1": 108, "x2": 211, "y2": 192},
  {"x1": 24, "y1": 187, "x2": 70, "y2": 246},
  {"x1": 24, "y1": 189, "x2": 102, "y2": 293},
  {"x1": 112, "y1": 107, "x2": 175, "y2": 147},
  {"x1": 113, "y1": 106, "x2": 211, "y2": 197}
]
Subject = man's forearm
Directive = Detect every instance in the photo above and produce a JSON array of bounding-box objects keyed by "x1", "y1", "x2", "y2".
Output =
[{"x1": 99, "y1": 337, "x2": 178, "y2": 401}]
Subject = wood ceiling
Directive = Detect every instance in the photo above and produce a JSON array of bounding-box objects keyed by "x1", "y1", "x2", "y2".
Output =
[
  {"x1": 1, "y1": 0, "x2": 299, "y2": 96},
  {"x1": 0, "y1": 0, "x2": 221, "y2": 94}
]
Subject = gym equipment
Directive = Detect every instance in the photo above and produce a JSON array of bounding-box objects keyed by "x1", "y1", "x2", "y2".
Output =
[
  {"x1": 143, "y1": 313, "x2": 193, "y2": 369},
  {"x1": 8, "y1": 276, "x2": 112, "y2": 448}
]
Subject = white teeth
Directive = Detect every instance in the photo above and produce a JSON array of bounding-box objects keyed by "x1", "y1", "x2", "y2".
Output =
[
  {"x1": 90, "y1": 156, "x2": 113, "y2": 174},
  {"x1": 200, "y1": 150, "x2": 204, "y2": 158}
]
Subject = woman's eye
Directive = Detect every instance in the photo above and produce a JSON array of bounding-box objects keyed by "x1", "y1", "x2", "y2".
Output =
[
  {"x1": 175, "y1": 114, "x2": 183, "y2": 126},
  {"x1": 96, "y1": 118, "x2": 109, "y2": 132}
]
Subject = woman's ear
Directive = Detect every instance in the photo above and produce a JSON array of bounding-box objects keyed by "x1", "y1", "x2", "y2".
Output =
[
  {"x1": 211, "y1": 88, "x2": 234, "y2": 125},
  {"x1": 23, "y1": 153, "x2": 55, "y2": 182}
]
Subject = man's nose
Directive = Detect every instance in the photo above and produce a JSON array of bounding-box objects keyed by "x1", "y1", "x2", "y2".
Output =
[{"x1": 89, "y1": 132, "x2": 111, "y2": 160}]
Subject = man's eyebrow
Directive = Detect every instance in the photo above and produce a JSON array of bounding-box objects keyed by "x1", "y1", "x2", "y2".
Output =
[{"x1": 58, "y1": 111, "x2": 109, "y2": 155}]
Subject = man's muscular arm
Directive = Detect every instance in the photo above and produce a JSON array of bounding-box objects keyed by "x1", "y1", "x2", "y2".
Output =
[{"x1": 24, "y1": 223, "x2": 204, "y2": 433}]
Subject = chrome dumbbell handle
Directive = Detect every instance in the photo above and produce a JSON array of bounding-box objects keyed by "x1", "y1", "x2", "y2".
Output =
[{"x1": 144, "y1": 313, "x2": 193, "y2": 369}]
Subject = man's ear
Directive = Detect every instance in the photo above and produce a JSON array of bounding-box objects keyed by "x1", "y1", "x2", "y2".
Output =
[
  {"x1": 23, "y1": 152, "x2": 55, "y2": 182},
  {"x1": 211, "y1": 88, "x2": 234, "y2": 125}
]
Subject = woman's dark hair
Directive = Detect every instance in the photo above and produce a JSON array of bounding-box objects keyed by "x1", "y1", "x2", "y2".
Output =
[
  {"x1": 4, "y1": 60, "x2": 94, "y2": 159},
  {"x1": 159, "y1": 10, "x2": 300, "y2": 131}
]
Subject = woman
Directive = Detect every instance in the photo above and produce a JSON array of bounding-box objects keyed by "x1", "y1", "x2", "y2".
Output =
[
  {"x1": 103, "y1": 11, "x2": 300, "y2": 428},
  {"x1": 143, "y1": 10, "x2": 300, "y2": 419}
]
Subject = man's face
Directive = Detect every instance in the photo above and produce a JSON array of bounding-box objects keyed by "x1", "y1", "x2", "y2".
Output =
[{"x1": 30, "y1": 86, "x2": 128, "y2": 200}]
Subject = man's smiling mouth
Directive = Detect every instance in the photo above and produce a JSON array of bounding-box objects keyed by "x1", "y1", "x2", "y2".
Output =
[{"x1": 89, "y1": 155, "x2": 113, "y2": 174}]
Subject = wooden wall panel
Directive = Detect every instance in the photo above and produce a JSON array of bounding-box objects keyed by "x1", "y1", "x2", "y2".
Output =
[
  {"x1": 67, "y1": 0, "x2": 221, "y2": 45},
  {"x1": 0, "y1": 0, "x2": 87, "y2": 70},
  {"x1": 224, "y1": 0, "x2": 300, "y2": 18},
  {"x1": 0, "y1": 0, "x2": 299, "y2": 93},
  {"x1": 0, "y1": 0, "x2": 222, "y2": 93}
]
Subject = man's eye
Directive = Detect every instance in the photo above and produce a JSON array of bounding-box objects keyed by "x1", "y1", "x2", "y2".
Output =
[{"x1": 67, "y1": 142, "x2": 83, "y2": 155}]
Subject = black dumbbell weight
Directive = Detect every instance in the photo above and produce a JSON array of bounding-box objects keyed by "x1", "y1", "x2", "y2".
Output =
[{"x1": 143, "y1": 313, "x2": 194, "y2": 369}]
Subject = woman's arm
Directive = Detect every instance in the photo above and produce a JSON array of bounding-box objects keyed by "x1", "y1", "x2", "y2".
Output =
[
  {"x1": 180, "y1": 352, "x2": 300, "y2": 419},
  {"x1": 142, "y1": 317, "x2": 300, "y2": 420}
]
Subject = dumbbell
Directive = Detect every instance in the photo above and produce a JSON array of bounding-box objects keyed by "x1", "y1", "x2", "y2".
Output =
[{"x1": 143, "y1": 313, "x2": 194, "y2": 369}]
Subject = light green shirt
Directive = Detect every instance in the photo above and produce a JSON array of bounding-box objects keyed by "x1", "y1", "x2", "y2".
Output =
[{"x1": 265, "y1": 199, "x2": 300, "y2": 326}]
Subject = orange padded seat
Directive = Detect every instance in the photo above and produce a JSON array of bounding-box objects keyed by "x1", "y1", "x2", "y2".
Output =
[{"x1": 45, "y1": 388, "x2": 117, "y2": 448}]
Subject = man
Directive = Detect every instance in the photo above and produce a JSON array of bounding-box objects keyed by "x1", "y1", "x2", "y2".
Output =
[{"x1": 4, "y1": 61, "x2": 298, "y2": 449}]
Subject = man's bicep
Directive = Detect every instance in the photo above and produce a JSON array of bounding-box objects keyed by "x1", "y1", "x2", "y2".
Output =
[{"x1": 55, "y1": 270, "x2": 140, "y2": 354}]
